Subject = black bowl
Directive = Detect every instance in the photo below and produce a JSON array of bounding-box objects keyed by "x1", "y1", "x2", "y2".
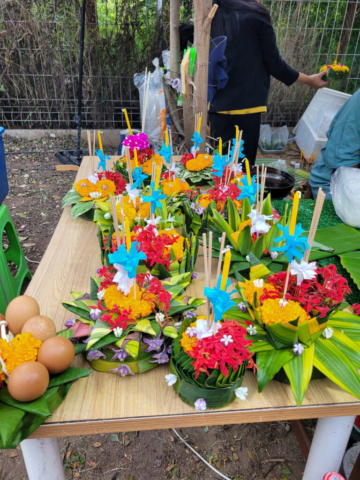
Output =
[{"x1": 250, "y1": 166, "x2": 295, "y2": 200}]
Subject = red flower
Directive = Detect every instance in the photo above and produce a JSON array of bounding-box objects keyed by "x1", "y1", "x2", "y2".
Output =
[
  {"x1": 180, "y1": 153, "x2": 194, "y2": 167},
  {"x1": 101, "y1": 306, "x2": 134, "y2": 330},
  {"x1": 188, "y1": 320, "x2": 253, "y2": 378},
  {"x1": 352, "y1": 304, "x2": 360, "y2": 316},
  {"x1": 97, "y1": 171, "x2": 126, "y2": 195}
]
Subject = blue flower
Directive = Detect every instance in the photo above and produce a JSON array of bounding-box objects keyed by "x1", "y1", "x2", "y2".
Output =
[
  {"x1": 204, "y1": 276, "x2": 237, "y2": 322},
  {"x1": 191, "y1": 132, "x2": 203, "y2": 150},
  {"x1": 143, "y1": 334, "x2": 165, "y2": 353},
  {"x1": 132, "y1": 166, "x2": 148, "y2": 190},
  {"x1": 230, "y1": 138, "x2": 246, "y2": 162},
  {"x1": 96, "y1": 150, "x2": 111, "y2": 171},
  {"x1": 212, "y1": 152, "x2": 232, "y2": 178},
  {"x1": 159, "y1": 143, "x2": 174, "y2": 164},
  {"x1": 142, "y1": 182, "x2": 167, "y2": 214},
  {"x1": 272, "y1": 224, "x2": 310, "y2": 263},
  {"x1": 236, "y1": 175, "x2": 259, "y2": 205},
  {"x1": 108, "y1": 241, "x2": 147, "y2": 278}
]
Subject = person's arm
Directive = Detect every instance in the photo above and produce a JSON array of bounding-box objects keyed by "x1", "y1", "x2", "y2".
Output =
[{"x1": 296, "y1": 71, "x2": 329, "y2": 89}]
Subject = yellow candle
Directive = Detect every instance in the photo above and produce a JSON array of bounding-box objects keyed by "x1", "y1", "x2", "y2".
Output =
[
  {"x1": 122, "y1": 109, "x2": 133, "y2": 135},
  {"x1": 133, "y1": 148, "x2": 139, "y2": 168},
  {"x1": 289, "y1": 191, "x2": 300, "y2": 235},
  {"x1": 220, "y1": 250, "x2": 232, "y2": 290},
  {"x1": 197, "y1": 115, "x2": 202, "y2": 134},
  {"x1": 155, "y1": 165, "x2": 161, "y2": 190},
  {"x1": 245, "y1": 158, "x2": 251, "y2": 184},
  {"x1": 219, "y1": 138, "x2": 222, "y2": 156},
  {"x1": 97, "y1": 131, "x2": 103, "y2": 153},
  {"x1": 301, "y1": 148, "x2": 304, "y2": 160},
  {"x1": 235, "y1": 125, "x2": 239, "y2": 140},
  {"x1": 165, "y1": 130, "x2": 169, "y2": 148},
  {"x1": 125, "y1": 218, "x2": 131, "y2": 252}
]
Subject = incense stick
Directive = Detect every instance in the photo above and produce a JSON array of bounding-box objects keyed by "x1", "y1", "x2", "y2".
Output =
[
  {"x1": 92, "y1": 129, "x2": 96, "y2": 172},
  {"x1": 208, "y1": 231, "x2": 213, "y2": 289},
  {"x1": 216, "y1": 232, "x2": 226, "y2": 284},
  {"x1": 260, "y1": 165, "x2": 266, "y2": 214},
  {"x1": 283, "y1": 265, "x2": 291, "y2": 301},
  {"x1": 256, "y1": 165, "x2": 260, "y2": 215},
  {"x1": 125, "y1": 147, "x2": 133, "y2": 186},
  {"x1": 203, "y1": 233, "x2": 211, "y2": 328},
  {"x1": 110, "y1": 196, "x2": 121, "y2": 248},
  {"x1": 303, "y1": 188, "x2": 326, "y2": 262}
]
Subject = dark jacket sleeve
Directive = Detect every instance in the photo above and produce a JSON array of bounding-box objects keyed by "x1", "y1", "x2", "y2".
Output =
[{"x1": 258, "y1": 17, "x2": 299, "y2": 86}]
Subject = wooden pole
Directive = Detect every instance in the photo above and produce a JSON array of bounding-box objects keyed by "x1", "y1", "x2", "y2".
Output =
[
  {"x1": 169, "y1": 0, "x2": 181, "y2": 79},
  {"x1": 303, "y1": 189, "x2": 326, "y2": 262},
  {"x1": 110, "y1": 196, "x2": 121, "y2": 249},
  {"x1": 193, "y1": 1, "x2": 218, "y2": 153}
]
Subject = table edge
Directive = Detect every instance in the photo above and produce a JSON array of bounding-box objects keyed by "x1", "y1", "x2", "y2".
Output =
[{"x1": 29, "y1": 402, "x2": 360, "y2": 439}]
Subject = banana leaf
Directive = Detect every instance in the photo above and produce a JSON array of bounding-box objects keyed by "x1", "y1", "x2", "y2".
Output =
[
  {"x1": 71, "y1": 201, "x2": 94, "y2": 220},
  {"x1": 339, "y1": 252, "x2": 360, "y2": 290},
  {"x1": 62, "y1": 189, "x2": 82, "y2": 208},
  {"x1": 227, "y1": 197, "x2": 241, "y2": 231},
  {"x1": 328, "y1": 311, "x2": 360, "y2": 342},
  {"x1": 241, "y1": 197, "x2": 252, "y2": 223},
  {"x1": 283, "y1": 343, "x2": 315, "y2": 406},
  {"x1": 238, "y1": 225, "x2": 252, "y2": 256},
  {"x1": 0, "y1": 367, "x2": 90, "y2": 449},
  {"x1": 256, "y1": 349, "x2": 294, "y2": 392},
  {"x1": 265, "y1": 318, "x2": 299, "y2": 349}
]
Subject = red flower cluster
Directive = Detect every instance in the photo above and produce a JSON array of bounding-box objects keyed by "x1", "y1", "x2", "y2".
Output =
[
  {"x1": 142, "y1": 277, "x2": 172, "y2": 313},
  {"x1": 188, "y1": 321, "x2": 254, "y2": 378},
  {"x1": 130, "y1": 147, "x2": 154, "y2": 164},
  {"x1": 180, "y1": 153, "x2": 194, "y2": 167},
  {"x1": 266, "y1": 265, "x2": 351, "y2": 317},
  {"x1": 352, "y1": 304, "x2": 360, "y2": 316},
  {"x1": 102, "y1": 306, "x2": 134, "y2": 331},
  {"x1": 206, "y1": 183, "x2": 241, "y2": 205},
  {"x1": 97, "y1": 171, "x2": 126, "y2": 195}
]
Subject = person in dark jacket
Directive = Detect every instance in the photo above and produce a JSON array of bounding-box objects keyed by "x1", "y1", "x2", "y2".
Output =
[{"x1": 209, "y1": 0, "x2": 329, "y2": 165}]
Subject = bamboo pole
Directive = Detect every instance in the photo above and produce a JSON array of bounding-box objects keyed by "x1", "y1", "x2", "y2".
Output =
[
  {"x1": 216, "y1": 232, "x2": 226, "y2": 285},
  {"x1": 110, "y1": 196, "x2": 121, "y2": 249},
  {"x1": 92, "y1": 130, "x2": 96, "y2": 172},
  {"x1": 203, "y1": 233, "x2": 211, "y2": 328},
  {"x1": 303, "y1": 189, "x2": 326, "y2": 262}
]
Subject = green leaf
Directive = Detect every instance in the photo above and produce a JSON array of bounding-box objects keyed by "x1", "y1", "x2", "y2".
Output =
[
  {"x1": 240, "y1": 197, "x2": 251, "y2": 222},
  {"x1": 314, "y1": 337, "x2": 360, "y2": 400},
  {"x1": 309, "y1": 224, "x2": 360, "y2": 261},
  {"x1": 238, "y1": 225, "x2": 252, "y2": 256},
  {"x1": 227, "y1": 198, "x2": 241, "y2": 231},
  {"x1": 62, "y1": 189, "x2": 82, "y2": 208},
  {"x1": 48, "y1": 367, "x2": 91, "y2": 388},
  {"x1": 211, "y1": 209, "x2": 238, "y2": 250},
  {"x1": 328, "y1": 329, "x2": 360, "y2": 369},
  {"x1": 261, "y1": 194, "x2": 273, "y2": 219},
  {"x1": 0, "y1": 389, "x2": 51, "y2": 417},
  {"x1": 71, "y1": 201, "x2": 94, "y2": 219},
  {"x1": 339, "y1": 251, "x2": 360, "y2": 289},
  {"x1": 110, "y1": 433, "x2": 120, "y2": 442},
  {"x1": 265, "y1": 219, "x2": 285, "y2": 253},
  {"x1": 134, "y1": 319, "x2": 156, "y2": 336},
  {"x1": 328, "y1": 311, "x2": 360, "y2": 342},
  {"x1": 250, "y1": 234, "x2": 267, "y2": 258},
  {"x1": 283, "y1": 343, "x2": 314, "y2": 406},
  {"x1": 256, "y1": 349, "x2": 294, "y2": 392},
  {"x1": 266, "y1": 319, "x2": 299, "y2": 348},
  {"x1": 87, "y1": 318, "x2": 112, "y2": 349}
]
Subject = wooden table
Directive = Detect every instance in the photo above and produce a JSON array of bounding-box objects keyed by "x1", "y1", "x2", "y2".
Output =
[{"x1": 21, "y1": 157, "x2": 360, "y2": 480}]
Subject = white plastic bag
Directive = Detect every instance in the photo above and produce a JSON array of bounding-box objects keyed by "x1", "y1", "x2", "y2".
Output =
[
  {"x1": 259, "y1": 125, "x2": 289, "y2": 152},
  {"x1": 268, "y1": 159, "x2": 289, "y2": 172},
  {"x1": 331, "y1": 166, "x2": 360, "y2": 227},
  {"x1": 134, "y1": 58, "x2": 166, "y2": 147}
]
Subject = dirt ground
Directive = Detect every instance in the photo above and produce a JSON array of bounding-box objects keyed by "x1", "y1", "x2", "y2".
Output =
[{"x1": 1, "y1": 135, "x2": 308, "y2": 480}]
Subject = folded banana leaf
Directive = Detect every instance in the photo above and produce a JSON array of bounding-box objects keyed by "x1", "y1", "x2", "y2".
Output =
[{"x1": 0, "y1": 366, "x2": 91, "y2": 449}]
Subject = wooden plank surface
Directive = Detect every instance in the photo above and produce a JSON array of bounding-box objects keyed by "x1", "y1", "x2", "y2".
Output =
[{"x1": 27, "y1": 157, "x2": 360, "y2": 439}]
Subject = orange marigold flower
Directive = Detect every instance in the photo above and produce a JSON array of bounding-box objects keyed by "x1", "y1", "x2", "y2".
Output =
[
  {"x1": 186, "y1": 154, "x2": 212, "y2": 172},
  {"x1": 142, "y1": 154, "x2": 163, "y2": 175},
  {"x1": 242, "y1": 278, "x2": 275, "y2": 305},
  {"x1": 260, "y1": 298, "x2": 310, "y2": 325},
  {"x1": 104, "y1": 284, "x2": 155, "y2": 320},
  {"x1": 231, "y1": 219, "x2": 252, "y2": 242},
  {"x1": 161, "y1": 177, "x2": 189, "y2": 197},
  {"x1": 117, "y1": 196, "x2": 151, "y2": 222},
  {"x1": 74, "y1": 179, "x2": 96, "y2": 197},
  {"x1": 96, "y1": 179, "x2": 116, "y2": 198},
  {"x1": 180, "y1": 321, "x2": 198, "y2": 352},
  {"x1": 0, "y1": 332, "x2": 42, "y2": 376},
  {"x1": 158, "y1": 229, "x2": 189, "y2": 260}
]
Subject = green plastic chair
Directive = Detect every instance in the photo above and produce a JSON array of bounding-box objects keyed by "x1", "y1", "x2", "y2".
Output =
[{"x1": 0, "y1": 204, "x2": 32, "y2": 315}]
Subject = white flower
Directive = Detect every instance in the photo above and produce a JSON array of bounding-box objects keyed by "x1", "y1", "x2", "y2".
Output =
[
  {"x1": 97, "y1": 289, "x2": 105, "y2": 300},
  {"x1": 279, "y1": 299, "x2": 289, "y2": 308},
  {"x1": 89, "y1": 191, "x2": 102, "y2": 199},
  {"x1": 253, "y1": 279, "x2": 263, "y2": 288},
  {"x1": 221, "y1": 246, "x2": 233, "y2": 254},
  {"x1": 88, "y1": 171, "x2": 99, "y2": 185},
  {"x1": 170, "y1": 164, "x2": 180, "y2": 175},
  {"x1": 165, "y1": 373, "x2": 178, "y2": 386},
  {"x1": 270, "y1": 251, "x2": 278, "y2": 260},
  {"x1": 293, "y1": 343, "x2": 304, "y2": 356},
  {"x1": 322, "y1": 327, "x2": 334, "y2": 339},
  {"x1": 194, "y1": 398, "x2": 207, "y2": 411},
  {"x1": 290, "y1": 259, "x2": 317, "y2": 286},
  {"x1": 156, "y1": 312, "x2": 166, "y2": 324},
  {"x1": 246, "y1": 325, "x2": 257, "y2": 336},
  {"x1": 104, "y1": 212, "x2": 112, "y2": 220},
  {"x1": 167, "y1": 214, "x2": 176, "y2": 225},
  {"x1": 248, "y1": 210, "x2": 273, "y2": 235},
  {"x1": 220, "y1": 334, "x2": 233, "y2": 346},
  {"x1": 186, "y1": 326, "x2": 198, "y2": 338},
  {"x1": 235, "y1": 386, "x2": 248, "y2": 401},
  {"x1": 125, "y1": 184, "x2": 140, "y2": 206},
  {"x1": 113, "y1": 327, "x2": 123, "y2": 338},
  {"x1": 113, "y1": 264, "x2": 135, "y2": 295},
  {"x1": 246, "y1": 255, "x2": 250, "y2": 262},
  {"x1": 195, "y1": 319, "x2": 222, "y2": 340},
  {"x1": 145, "y1": 216, "x2": 162, "y2": 226},
  {"x1": 232, "y1": 163, "x2": 243, "y2": 175}
]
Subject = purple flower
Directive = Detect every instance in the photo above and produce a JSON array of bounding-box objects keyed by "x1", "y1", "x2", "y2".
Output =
[
  {"x1": 109, "y1": 364, "x2": 135, "y2": 377},
  {"x1": 82, "y1": 338, "x2": 89, "y2": 344},
  {"x1": 81, "y1": 182, "x2": 86, "y2": 187},
  {"x1": 270, "y1": 251, "x2": 279, "y2": 260},
  {"x1": 191, "y1": 272, "x2": 199, "y2": 280},
  {"x1": 65, "y1": 316, "x2": 76, "y2": 328},
  {"x1": 195, "y1": 206, "x2": 205, "y2": 215},
  {"x1": 102, "y1": 185, "x2": 108, "y2": 190},
  {"x1": 190, "y1": 202, "x2": 197, "y2": 211},
  {"x1": 186, "y1": 326, "x2": 197, "y2": 338},
  {"x1": 90, "y1": 308, "x2": 102, "y2": 320},
  {"x1": 185, "y1": 310, "x2": 196, "y2": 319},
  {"x1": 194, "y1": 398, "x2": 207, "y2": 412},
  {"x1": 77, "y1": 293, "x2": 90, "y2": 301},
  {"x1": 180, "y1": 178, "x2": 186, "y2": 183},
  {"x1": 143, "y1": 334, "x2": 164, "y2": 353},
  {"x1": 238, "y1": 302, "x2": 247, "y2": 312},
  {"x1": 149, "y1": 346, "x2": 169, "y2": 364},
  {"x1": 111, "y1": 348, "x2": 128, "y2": 361},
  {"x1": 87, "y1": 349, "x2": 106, "y2": 361}
]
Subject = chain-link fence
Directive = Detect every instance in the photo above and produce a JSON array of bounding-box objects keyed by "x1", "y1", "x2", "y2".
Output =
[{"x1": 0, "y1": 0, "x2": 359, "y2": 130}]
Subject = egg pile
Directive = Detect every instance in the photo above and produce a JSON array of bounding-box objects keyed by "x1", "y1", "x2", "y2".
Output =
[{"x1": 1, "y1": 295, "x2": 75, "y2": 403}]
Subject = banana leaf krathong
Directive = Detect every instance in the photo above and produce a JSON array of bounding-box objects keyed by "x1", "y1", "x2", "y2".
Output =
[
  {"x1": 0, "y1": 354, "x2": 90, "y2": 449},
  {"x1": 62, "y1": 275, "x2": 205, "y2": 376},
  {"x1": 178, "y1": 153, "x2": 214, "y2": 186},
  {"x1": 170, "y1": 317, "x2": 251, "y2": 409},
  {"x1": 230, "y1": 264, "x2": 360, "y2": 406}
]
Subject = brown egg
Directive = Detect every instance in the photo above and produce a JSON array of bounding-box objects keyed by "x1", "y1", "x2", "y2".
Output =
[
  {"x1": 7, "y1": 362, "x2": 49, "y2": 402},
  {"x1": 5, "y1": 295, "x2": 40, "y2": 334},
  {"x1": 21, "y1": 315, "x2": 56, "y2": 342},
  {"x1": 37, "y1": 336, "x2": 75, "y2": 374}
]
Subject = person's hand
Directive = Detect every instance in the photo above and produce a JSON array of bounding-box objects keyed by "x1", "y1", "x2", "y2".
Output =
[
  {"x1": 296, "y1": 71, "x2": 330, "y2": 89},
  {"x1": 307, "y1": 71, "x2": 330, "y2": 89}
]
